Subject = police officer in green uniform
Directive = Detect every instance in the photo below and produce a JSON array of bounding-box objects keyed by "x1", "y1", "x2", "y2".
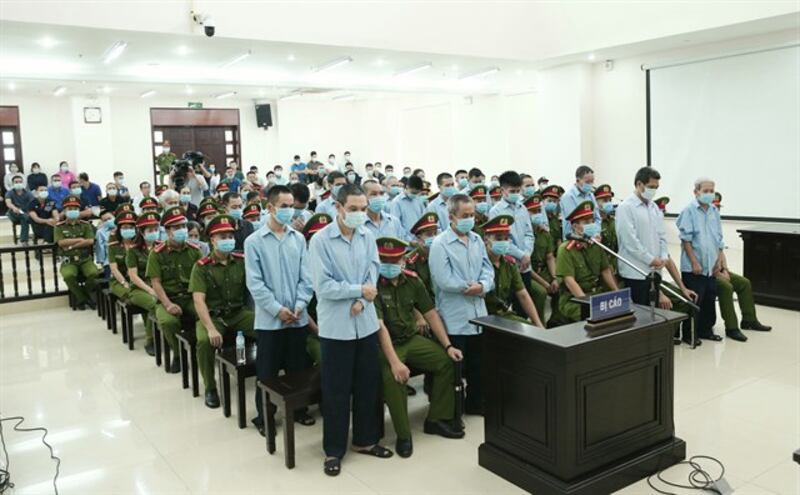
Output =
[
  {"x1": 469, "y1": 185, "x2": 490, "y2": 235},
  {"x1": 139, "y1": 196, "x2": 161, "y2": 215},
  {"x1": 541, "y1": 185, "x2": 564, "y2": 252},
  {"x1": 404, "y1": 212, "x2": 439, "y2": 300},
  {"x1": 555, "y1": 200, "x2": 619, "y2": 323},
  {"x1": 525, "y1": 194, "x2": 562, "y2": 326},
  {"x1": 146, "y1": 206, "x2": 202, "y2": 372},
  {"x1": 374, "y1": 237, "x2": 465, "y2": 458},
  {"x1": 594, "y1": 184, "x2": 619, "y2": 275},
  {"x1": 190, "y1": 214, "x2": 256, "y2": 408},
  {"x1": 301, "y1": 213, "x2": 333, "y2": 367},
  {"x1": 55, "y1": 195, "x2": 99, "y2": 310},
  {"x1": 480, "y1": 215, "x2": 544, "y2": 327},
  {"x1": 155, "y1": 140, "x2": 177, "y2": 185},
  {"x1": 108, "y1": 211, "x2": 138, "y2": 301},
  {"x1": 126, "y1": 212, "x2": 161, "y2": 355}
]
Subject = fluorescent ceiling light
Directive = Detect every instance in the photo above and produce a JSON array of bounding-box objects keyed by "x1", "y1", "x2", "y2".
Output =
[
  {"x1": 220, "y1": 51, "x2": 251, "y2": 69},
  {"x1": 53, "y1": 86, "x2": 66, "y2": 96},
  {"x1": 312, "y1": 56, "x2": 353, "y2": 73},
  {"x1": 99, "y1": 86, "x2": 112, "y2": 94},
  {"x1": 214, "y1": 91, "x2": 236, "y2": 99},
  {"x1": 459, "y1": 66, "x2": 500, "y2": 80},
  {"x1": 587, "y1": 53, "x2": 596, "y2": 61},
  {"x1": 394, "y1": 62, "x2": 432, "y2": 77},
  {"x1": 140, "y1": 90, "x2": 156, "y2": 98},
  {"x1": 37, "y1": 36, "x2": 59, "y2": 49},
  {"x1": 176, "y1": 45, "x2": 191, "y2": 56},
  {"x1": 332, "y1": 94, "x2": 355, "y2": 101},
  {"x1": 280, "y1": 93, "x2": 302, "y2": 101},
  {"x1": 102, "y1": 41, "x2": 127, "y2": 64},
  {"x1": 287, "y1": 54, "x2": 296, "y2": 62}
]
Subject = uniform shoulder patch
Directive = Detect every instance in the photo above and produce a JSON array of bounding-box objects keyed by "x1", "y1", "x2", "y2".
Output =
[
  {"x1": 565, "y1": 240, "x2": 576, "y2": 251},
  {"x1": 231, "y1": 252, "x2": 245, "y2": 259},
  {"x1": 153, "y1": 242, "x2": 166, "y2": 253},
  {"x1": 402, "y1": 268, "x2": 418, "y2": 278},
  {"x1": 186, "y1": 241, "x2": 200, "y2": 250},
  {"x1": 503, "y1": 255, "x2": 516, "y2": 264},
  {"x1": 406, "y1": 251, "x2": 419, "y2": 264},
  {"x1": 107, "y1": 240, "x2": 119, "y2": 247},
  {"x1": 197, "y1": 256, "x2": 212, "y2": 266}
]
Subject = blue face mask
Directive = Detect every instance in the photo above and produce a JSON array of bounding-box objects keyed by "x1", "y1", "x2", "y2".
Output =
[
  {"x1": 580, "y1": 182, "x2": 593, "y2": 194},
  {"x1": 523, "y1": 186, "x2": 536, "y2": 198},
  {"x1": 215, "y1": 238, "x2": 236, "y2": 253},
  {"x1": 331, "y1": 185, "x2": 343, "y2": 198},
  {"x1": 475, "y1": 202, "x2": 490, "y2": 215},
  {"x1": 506, "y1": 193, "x2": 520, "y2": 204},
  {"x1": 344, "y1": 211, "x2": 367, "y2": 229},
  {"x1": 368, "y1": 196, "x2": 386, "y2": 213},
  {"x1": 544, "y1": 202, "x2": 557, "y2": 213},
  {"x1": 491, "y1": 240, "x2": 510, "y2": 256},
  {"x1": 406, "y1": 191, "x2": 418, "y2": 199},
  {"x1": 180, "y1": 194, "x2": 191, "y2": 204},
  {"x1": 442, "y1": 186, "x2": 458, "y2": 198},
  {"x1": 120, "y1": 228, "x2": 136, "y2": 240},
  {"x1": 601, "y1": 202, "x2": 614, "y2": 214},
  {"x1": 458, "y1": 178, "x2": 468, "y2": 188},
  {"x1": 293, "y1": 208, "x2": 306, "y2": 218},
  {"x1": 455, "y1": 217, "x2": 475, "y2": 234},
  {"x1": 228, "y1": 207, "x2": 243, "y2": 220},
  {"x1": 389, "y1": 186, "x2": 401, "y2": 196},
  {"x1": 66, "y1": 209, "x2": 80, "y2": 220},
  {"x1": 274, "y1": 207, "x2": 294, "y2": 225},
  {"x1": 379, "y1": 263, "x2": 402, "y2": 279},
  {"x1": 531, "y1": 212, "x2": 548, "y2": 227},
  {"x1": 582, "y1": 223, "x2": 601, "y2": 238},
  {"x1": 423, "y1": 236, "x2": 434, "y2": 248},
  {"x1": 144, "y1": 231, "x2": 159, "y2": 243},
  {"x1": 71, "y1": 187, "x2": 82, "y2": 195},
  {"x1": 38, "y1": 190, "x2": 49, "y2": 199},
  {"x1": 171, "y1": 227, "x2": 188, "y2": 243},
  {"x1": 697, "y1": 192, "x2": 715, "y2": 205},
  {"x1": 104, "y1": 219, "x2": 115, "y2": 229}
]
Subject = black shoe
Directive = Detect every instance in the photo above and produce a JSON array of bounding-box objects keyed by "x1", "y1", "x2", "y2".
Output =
[
  {"x1": 406, "y1": 385, "x2": 417, "y2": 396},
  {"x1": 681, "y1": 336, "x2": 702, "y2": 347},
  {"x1": 741, "y1": 320, "x2": 771, "y2": 332},
  {"x1": 77, "y1": 303, "x2": 87, "y2": 311},
  {"x1": 673, "y1": 338, "x2": 682, "y2": 346},
  {"x1": 725, "y1": 329, "x2": 748, "y2": 342},
  {"x1": 251, "y1": 418, "x2": 265, "y2": 437},
  {"x1": 205, "y1": 389, "x2": 220, "y2": 408},
  {"x1": 699, "y1": 333, "x2": 723, "y2": 342},
  {"x1": 423, "y1": 420, "x2": 465, "y2": 439},
  {"x1": 87, "y1": 299, "x2": 97, "y2": 310},
  {"x1": 169, "y1": 358, "x2": 181, "y2": 374},
  {"x1": 295, "y1": 411, "x2": 316, "y2": 426},
  {"x1": 144, "y1": 343, "x2": 155, "y2": 356},
  {"x1": 451, "y1": 418, "x2": 465, "y2": 432},
  {"x1": 395, "y1": 438, "x2": 413, "y2": 458}
]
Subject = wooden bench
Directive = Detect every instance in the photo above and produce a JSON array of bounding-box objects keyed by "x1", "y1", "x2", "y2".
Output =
[
  {"x1": 257, "y1": 367, "x2": 321, "y2": 469},
  {"x1": 215, "y1": 345, "x2": 257, "y2": 429},
  {"x1": 176, "y1": 331, "x2": 199, "y2": 397}
]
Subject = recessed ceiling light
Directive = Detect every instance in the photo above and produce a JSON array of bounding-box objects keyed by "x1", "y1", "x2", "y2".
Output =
[
  {"x1": 176, "y1": 45, "x2": 191, "y2": 56},
  {"x1": 99, "y1": 86, "x2": 112, "y2": 94},
  {"x1": 53, "y1": 86, "x2": 66, "y2": 96},
  {"x1": 37, "y1": 36, "x2": 59, "y2": 49},
  {"x1": 394, "y1": 62, "x2": 433, "y2": 77},
  {"x1": 311, "y1": 56, "x2": 353, "y2": 73},
  {"x1": 458, "y1": 66, "x2": 500, "y2": 80},
  {"x1": 376, "y1": 58, "x2": 386, "y2": 67},
  {"x1": 102, "y1": 41, "x2": 128, "y2": 64},
  {"x1": 214, "y1": 91, "x2": 236, "y2": 99},
  {"x1": 587, "y1": 53, "x2": 596, "y2": 61},
  {"x1": 287, "y1": 54, "x2": 296, "y2": 62},
  {"x1": 7, "y1": 82, "x2": 16, "y2": 91},
  {"x1": 140, "y1": 90, "x2": 156, "y2": 98},
  {"x1": 220, "y1": 51, "x2": 251, "y2": 68}
]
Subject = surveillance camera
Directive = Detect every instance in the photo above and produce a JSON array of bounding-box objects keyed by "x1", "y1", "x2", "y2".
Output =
[{"x1": 191, "y1": 10, "x2": 216, "y2": 37}]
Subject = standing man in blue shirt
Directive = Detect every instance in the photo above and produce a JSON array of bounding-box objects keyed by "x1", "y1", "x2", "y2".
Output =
[
  {"x1": 245, "y1": 185, "x2": 316, "y2": 432},
  {"x1": 290, "y1": 155, "x2": 307, "y2": 183},
  {"x1": 308, "y1": 183, "x2": 394, "y2": 476},
  {"x1": 430, "y1": 193, "x2": 494, "y2": 416},
  {"x1": 426, "y1": 172, "x2": 457, "y2": 232},
  {"x1": 362, "y1": 179, "x2": 403, "y2": 239},
  {"x1": 315, "y1": 171, "x2": 347, "y2": 219},
  {"x1": 390, "y1": 174, "x2": 426, "y2": 241},
  {"x1": 676, "y1": 177, "x2": 728, "y2": 342},
  {"x1": 559, "y1": 165, "x2": 601, "y2": 239}
]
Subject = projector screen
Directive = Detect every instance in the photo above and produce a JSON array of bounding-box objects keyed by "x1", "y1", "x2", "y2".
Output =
[{"x1": 649, "y1": 45, "x2": 800, "y2": 220}]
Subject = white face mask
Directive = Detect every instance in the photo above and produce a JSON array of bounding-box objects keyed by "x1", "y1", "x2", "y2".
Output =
[
  {"x1": 328, "y1": 159, "x2": 336, "y2": 165},
  {"x1": 163, "y1": 147, "x2": 171, "y2": 152}
]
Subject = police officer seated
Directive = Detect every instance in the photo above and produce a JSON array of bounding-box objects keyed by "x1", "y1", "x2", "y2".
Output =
[{"x1": 374, "y1": 237, "x2": 465, "y2": 459}]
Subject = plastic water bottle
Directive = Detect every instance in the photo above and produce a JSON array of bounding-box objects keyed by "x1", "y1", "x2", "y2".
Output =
[{"x1": 235, "y1": 331, "x2": 246, "y2": 365}]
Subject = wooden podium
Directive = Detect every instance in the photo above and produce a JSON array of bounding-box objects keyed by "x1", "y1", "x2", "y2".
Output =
[{"x1": 471, "y1": 306, "x2": 687, "y2": 495}]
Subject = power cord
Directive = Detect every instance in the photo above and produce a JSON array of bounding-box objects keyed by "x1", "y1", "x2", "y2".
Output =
[
  {"x1": 0, "y1": 415, "x2": 60, "y2": 495},
  {"x1": 647, "y1": 453, "x2": 727, "y2": 495}
]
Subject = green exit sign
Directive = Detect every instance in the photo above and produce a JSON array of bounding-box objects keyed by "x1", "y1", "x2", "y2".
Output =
[{"x1": 188, "y1": 102, "x2": 203, "y2": 109}]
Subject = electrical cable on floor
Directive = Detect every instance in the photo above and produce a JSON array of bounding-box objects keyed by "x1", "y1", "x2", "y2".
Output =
[
  {"x1": 647, "y1": 454, "x2": 727, "y2": 495},
  {"x1": 0, "y1": 415, "x2": 61, "y2": 495}
]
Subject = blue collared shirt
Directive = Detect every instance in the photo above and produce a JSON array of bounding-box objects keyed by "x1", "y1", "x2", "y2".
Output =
[
  {"x1": 389, "y1": 192, "x2": 426, "y2": 240},
  {"x1": 315, "y1": 197, "x2": 338, "y2": 219},
  {"x1": 364, "y1": 211, "x2": 404, "y2": 240},
  {"x1": 81, "y1": 182, "x2": 103, "y2": 207},
  {"x1": 489, "y1": 198, "x2": 535, "y2": 266},
  {"x1": 429, "y1": 227, "x2": 495, "y2": 336},
  {"x1": 47, "y1": 186, "x2": 69, "y2": 210},
  {"x1": 560, "y1": 184, "x2": 601, "y2": 239},
  {"x1": 94, "y1": 225, "x2": 113, "y2": 266},
  {"x1": 426, "y1": 196, "x2": 450, "y2": 232},
  {"x1": 615, "y1": 193, "x2": 669, "y2": 280},
  {"x1": 244, "y1": 223, "x2": 313, "y2": 331},
  {"x1": 308, "y1": 221, "x2": 380, "y2": 340},
  {"x1": 676, "y1": 199, "x2": 724, "y2": 276}
]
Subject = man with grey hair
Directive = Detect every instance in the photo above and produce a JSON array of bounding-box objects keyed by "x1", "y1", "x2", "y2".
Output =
[
  {"x1": 429, "y1": 193, "x2": 494, "y2": 415},
  {"x1": 159, "y1": 188, "x2": 181, "y2": 209},
  {"x1": 676, "y1": 177, "x2": 743, "y2": 342}
]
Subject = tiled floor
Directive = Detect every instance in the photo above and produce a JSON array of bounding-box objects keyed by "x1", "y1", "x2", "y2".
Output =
[{"x1": 0, "y1": 299, "x2": 798, "y2": 495}]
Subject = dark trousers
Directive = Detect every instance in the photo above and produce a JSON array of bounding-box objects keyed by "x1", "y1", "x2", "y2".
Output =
[
  {"x1": 320, "y1": 332, "x2": 380, "y2": 459},
  {"x1": 448, "y1": 334, "x2": 483, "y2": 415},
  {"x1": 622, "y1": 277, "x2": 652, "y2": 306},
  {"x1": 682, "y1": 272, "x2": 717, "y2": 337},
  {"x1": 31, "y1": 222, "x2": 54, "y2": 243},
  {"x1": 253, "y1": 327, "x2": 311, "y2": 426}
]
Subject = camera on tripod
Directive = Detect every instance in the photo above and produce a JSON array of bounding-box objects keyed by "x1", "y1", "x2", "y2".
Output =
[{"x1": 171, "y1": 151, "x2": 205, "y2": 189}]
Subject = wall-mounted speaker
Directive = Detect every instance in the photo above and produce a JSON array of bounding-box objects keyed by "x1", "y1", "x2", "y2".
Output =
[{"x1": 255, "y1": 104, "x2": 272, "y2": 129}]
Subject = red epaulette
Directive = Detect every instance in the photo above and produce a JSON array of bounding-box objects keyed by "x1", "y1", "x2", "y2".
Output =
[
  {"x1": 402, "y1": 268, "x2": 418, "y2": 278},
  {"x1": 107, "y1": 240, "x2": 119, "y2": 247},
  {"x1": 406, "y1": 251, "x2": 419, "y2": 264},
  {"x1": 153, "y1": 241, "x2": 166, "y2": 253},
  {"x1": 503, "y1": 255, "x2": 516, "y2": 264},
  {"x1": 186, "y1": 241, "x2": 200, "y2": 250},
  {"x1": 231, "y1": 252, "x2": 245, "y2": 259},
  {"x1": 197, "y1": 256, "x2": 212, "y2": 266}
]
